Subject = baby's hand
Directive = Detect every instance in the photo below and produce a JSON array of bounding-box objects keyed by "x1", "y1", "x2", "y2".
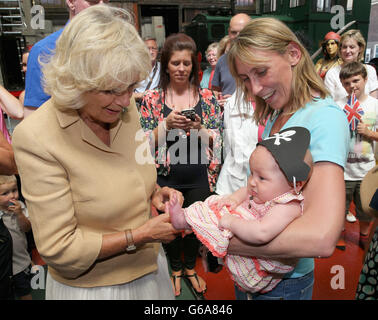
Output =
[
  {"x1": 219, "y1": 210, "x2": 234, "y2": 230},
  {"x1": 216, "y1": 197, "x2": 238, "y2": 211}
]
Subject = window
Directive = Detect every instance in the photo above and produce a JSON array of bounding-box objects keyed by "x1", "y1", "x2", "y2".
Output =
[
  {"x1": 236, "y1": 0, "x2": 260, "y2": 14},
  {"x1": 236, "y1": 0, "x2": 255, "y2": 6},
  {"x1": 289, "y1": 0, "x2": 306, "y2": 7},
  {"x1": 314, "y1": 0, "x2": 353, "y2": 12},
  {"x1": 346, "y1": 0, "x2": 353, "y2": 11},
  {"x1": 37, "y1": 0, "x2": 66, "y2": 7},
  {"x1": 365, "y1": 48, "x2": 371, "y2": 63},
  {"x1": 263, "y1": 0, "x2": 277, "y2": 12}
]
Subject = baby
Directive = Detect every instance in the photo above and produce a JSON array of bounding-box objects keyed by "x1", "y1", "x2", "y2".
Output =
[{"x1": 167, "y1": 127, "x2": 313, "y2": 293}]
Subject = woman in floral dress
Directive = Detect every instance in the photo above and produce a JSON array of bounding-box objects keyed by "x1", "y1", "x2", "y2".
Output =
[{"x1": 139, "y1": 33, "x2": 223, "y2": 297}]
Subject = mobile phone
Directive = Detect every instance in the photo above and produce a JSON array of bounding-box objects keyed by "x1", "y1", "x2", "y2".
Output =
[{"x1": 181, "y1": 109, "x2": 196, "y2": 121}]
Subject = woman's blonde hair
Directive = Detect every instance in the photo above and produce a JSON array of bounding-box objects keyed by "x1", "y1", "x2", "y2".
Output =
[
  {"x1": 42, "y1": 4, "x2": 151, "y2": 110},
  {"x1": 339, "y1": 29, "x2": 366, "y2": 63},
  {"x1": 228, "y1": 17, "x2": 328, "y2": 125}
]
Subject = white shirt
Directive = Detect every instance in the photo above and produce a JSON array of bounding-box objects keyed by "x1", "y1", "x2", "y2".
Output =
[
  {"x1": 2, "y1": 202, "x2": 31, "y2": 275},
  {"x1": 216, "y1": 92, "x2": 259, "y2": 195},
  {"x1": 335, "y1": 95, "x2": 378, "y2": 180},
  {"x1": 134, "y1": 61, "x2": 161, "y2": 93},
  {"x1": 324, "y1": 64, "x2": 378, "y2": 102}
]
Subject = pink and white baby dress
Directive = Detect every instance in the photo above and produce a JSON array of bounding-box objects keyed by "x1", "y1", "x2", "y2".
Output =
[{"x1": 183, "y1": 191, "x2": 304, "y2": 293}]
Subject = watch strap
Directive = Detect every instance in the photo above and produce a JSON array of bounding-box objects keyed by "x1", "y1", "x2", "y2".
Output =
[{"x1": 125, "y1": 229, "x2": 136, "y2": 252}]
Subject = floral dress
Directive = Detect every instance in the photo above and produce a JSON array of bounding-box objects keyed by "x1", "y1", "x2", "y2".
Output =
[{"x1": 139, "y1": 88, "x2": 223, "y2": 192}]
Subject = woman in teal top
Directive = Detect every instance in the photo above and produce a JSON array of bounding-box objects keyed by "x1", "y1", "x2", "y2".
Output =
[{"x1": 221, "y1": 17, "x2": 350, "y2": 300}]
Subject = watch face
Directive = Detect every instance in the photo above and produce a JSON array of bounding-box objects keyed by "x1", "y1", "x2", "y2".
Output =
[{"x1": 126, "y1": 244, "x2": 136, "y2": 252}]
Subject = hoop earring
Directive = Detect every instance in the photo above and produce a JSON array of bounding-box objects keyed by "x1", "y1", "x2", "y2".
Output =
[{"x1": 293, "y1": 176, "x2": 299, "y2": 195}]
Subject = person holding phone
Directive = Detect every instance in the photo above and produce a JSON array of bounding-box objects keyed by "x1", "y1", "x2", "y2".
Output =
[{"x1": 139, "y1": 33, "x2": 223, "y2": 297}]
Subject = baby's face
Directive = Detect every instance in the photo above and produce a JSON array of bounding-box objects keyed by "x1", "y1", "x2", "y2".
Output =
[
  {"x1": 0, "y1": 181, "x2": 19, "y2": 209},
  {"x1": 247, "y1": 146, "x2": 291, "y2": 204}
]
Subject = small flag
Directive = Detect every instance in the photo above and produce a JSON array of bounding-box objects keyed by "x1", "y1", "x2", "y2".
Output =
[{"x1": 343, "y1": 92, "x2": 364, "y2": 132}]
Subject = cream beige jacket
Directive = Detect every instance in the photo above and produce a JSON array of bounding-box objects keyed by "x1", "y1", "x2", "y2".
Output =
[{"x1": 12, "y1": 99, "x2": 159, "y2": 287}]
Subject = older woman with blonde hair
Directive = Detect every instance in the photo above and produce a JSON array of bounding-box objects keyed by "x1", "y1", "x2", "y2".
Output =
[
  {"x1": 325, "y1": 29, "x2": 378, "y2": 101},
  {"x1": 200, "y1": 42, "x2": 218, "y2": 89},
  {"x1": 12, "y1": 4, "x2": 182, "y2": 300},
  {"x1": 219, "y1": 17, "x2": 350, "y2": 300}
]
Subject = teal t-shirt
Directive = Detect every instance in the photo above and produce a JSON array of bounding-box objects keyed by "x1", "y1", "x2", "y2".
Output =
[{"x1": 262, "y1": 96, "x2": 350, "y2": 278}]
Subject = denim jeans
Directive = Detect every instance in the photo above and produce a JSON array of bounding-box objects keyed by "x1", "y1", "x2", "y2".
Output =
[{"x1": 234, "y1": 271, "x2": 314, "y2": 300}]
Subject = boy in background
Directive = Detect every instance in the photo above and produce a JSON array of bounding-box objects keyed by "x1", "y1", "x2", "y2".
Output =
[{"x1": 336, "y1": 61, "x2": 378, "y2": 248}]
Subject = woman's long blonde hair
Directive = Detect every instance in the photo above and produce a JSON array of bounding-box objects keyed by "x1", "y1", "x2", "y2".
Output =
[
  {"x1": 42, "y1": 5, "x2": 151, "y2": 110},
  {"x1": 228, "y1": 17, "x2": 328, "y2": 125}
]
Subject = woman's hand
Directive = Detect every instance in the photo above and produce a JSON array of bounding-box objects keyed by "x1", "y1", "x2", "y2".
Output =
[
  {"x1": 165, "y1": 108, "x2": 192, "y2": 131},
  {"x1": 189, "y1": 114, "x2": 202, "y2": 131},
  {"x1": 99, "y1": 213, "x2": 181, "y2": 260},
  {"x1": 136, "y1": 213, "x2": 181, "y2": 244},
  {"x1": 152, "y1": 186, "x2": 184, "y2": 212}
]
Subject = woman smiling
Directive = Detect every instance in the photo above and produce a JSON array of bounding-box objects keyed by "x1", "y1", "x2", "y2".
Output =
[
  {"x1": 12, "y1": 5, "x2": 182, "y2": 300},
  {"x1": 324, "y1": 29, "x2": 378, "y2": 101},
  {"x1": 223, "y1": 17, "x2": 350, "y2": 300}
]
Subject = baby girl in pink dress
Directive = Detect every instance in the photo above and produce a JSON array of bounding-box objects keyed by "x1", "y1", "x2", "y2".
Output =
[{"x1": 167, "y1": 127, "x2": 313, "y2": 293}]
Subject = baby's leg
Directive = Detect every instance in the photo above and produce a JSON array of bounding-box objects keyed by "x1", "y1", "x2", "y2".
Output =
[{"x1": 166, "y1": 193, "x2": 191, "y2": 230}]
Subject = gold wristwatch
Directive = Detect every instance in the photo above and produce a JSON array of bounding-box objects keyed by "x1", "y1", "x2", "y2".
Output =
[{"x1": 125, "y1": 229, "x2": 136, "y2": 252}]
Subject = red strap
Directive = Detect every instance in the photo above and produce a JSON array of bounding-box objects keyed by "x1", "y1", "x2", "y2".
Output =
[{"x1": 208, "y1": 69, "x2": 215, "y2": 89}]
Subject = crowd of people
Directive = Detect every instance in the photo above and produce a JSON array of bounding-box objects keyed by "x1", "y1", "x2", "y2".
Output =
[{"x1": 0, "y1": 2, "x2": 377, "y2": 301}]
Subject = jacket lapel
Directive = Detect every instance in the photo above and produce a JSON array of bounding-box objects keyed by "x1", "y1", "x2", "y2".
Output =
[{"x1": 55, "y1": 107, "x2": 121, "y2": 153}]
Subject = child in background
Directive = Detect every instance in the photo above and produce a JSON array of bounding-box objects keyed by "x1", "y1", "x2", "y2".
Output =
[
  {"x1": 168, "y1": 127, "x2": 313, "y2": 294},
  {"x1": 0, "y1": 175, "x2": 32, "y2": 299},
  {"x1": 336, "y1": 61, "x2": 378, "y2": 246}
]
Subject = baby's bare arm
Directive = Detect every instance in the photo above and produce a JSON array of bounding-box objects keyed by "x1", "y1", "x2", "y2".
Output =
[{"x1": 227, "y1": 202, "x2": 302, "y2": 245}]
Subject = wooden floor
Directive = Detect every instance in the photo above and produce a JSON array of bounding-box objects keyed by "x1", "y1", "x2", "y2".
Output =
[{"x1": 30, "y1": 212, "x2": 368, "y2": 300}]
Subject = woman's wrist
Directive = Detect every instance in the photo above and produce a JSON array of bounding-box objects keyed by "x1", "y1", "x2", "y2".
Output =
[
  {"x1": 162, "y1": 119, "x2": 170, "y2": 131},
  {"x1": 132, "y1": 220, "x2": 155, "y2": 247}
]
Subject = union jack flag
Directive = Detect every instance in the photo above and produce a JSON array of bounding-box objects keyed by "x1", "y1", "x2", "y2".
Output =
[{"x1": 343, "y1": 93, "x2": 364, "y2": 132}]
